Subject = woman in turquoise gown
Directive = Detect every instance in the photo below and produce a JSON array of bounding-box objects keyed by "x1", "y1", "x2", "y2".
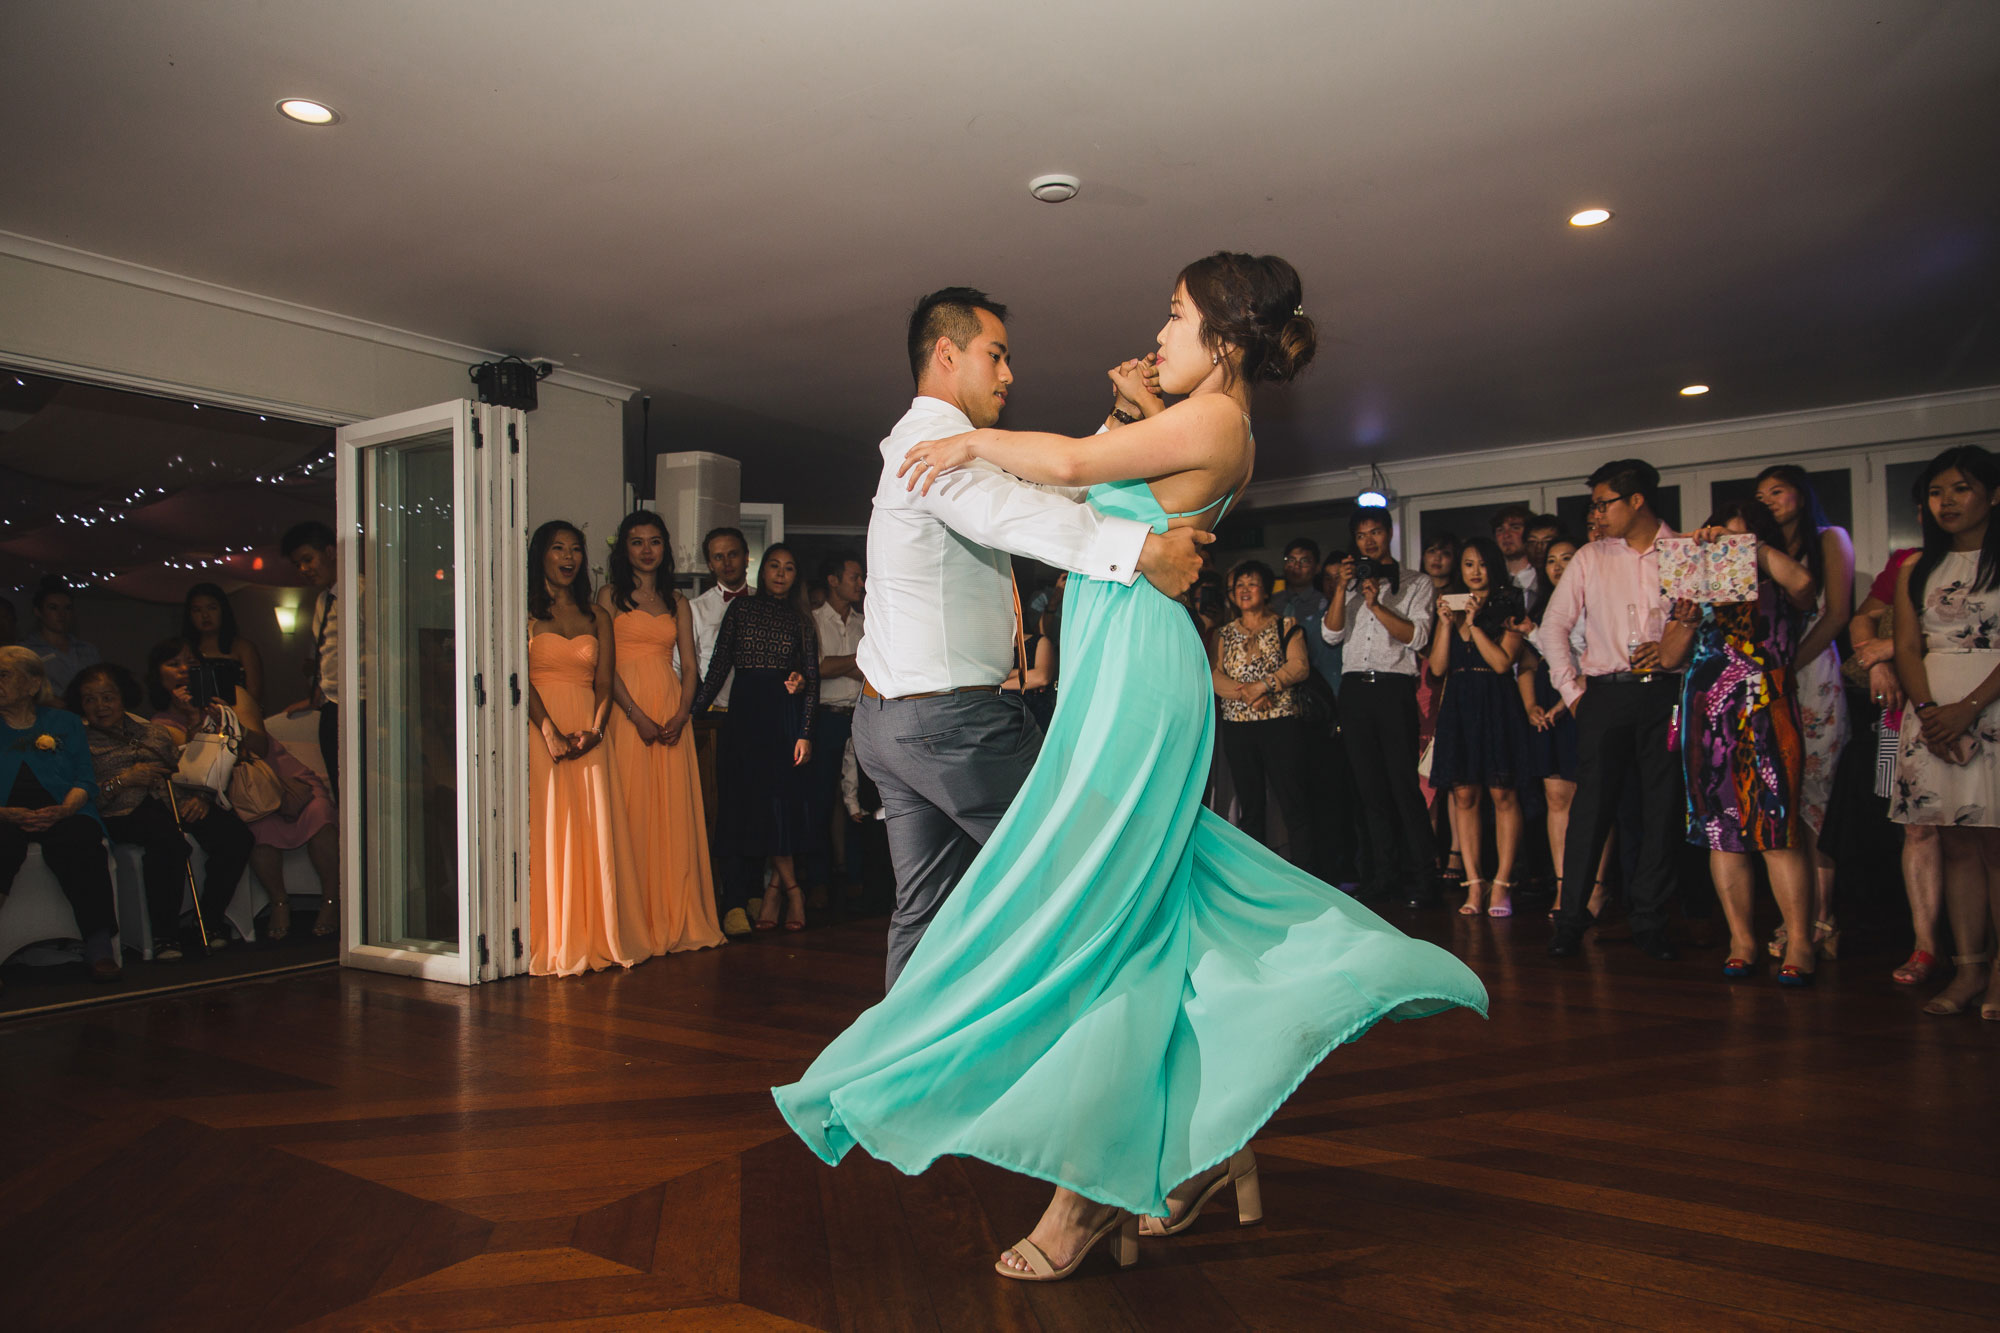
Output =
[{"x1": 773, "y1": 252, "x2": 1487, "y2": 1280}]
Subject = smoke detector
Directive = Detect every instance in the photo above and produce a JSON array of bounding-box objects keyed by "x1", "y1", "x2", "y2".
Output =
[{"x1": 1029, "y1": 174, "x2": 1080, "y2": 203}]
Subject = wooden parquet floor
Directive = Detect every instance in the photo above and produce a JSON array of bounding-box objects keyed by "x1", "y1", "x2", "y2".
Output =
[{"x1": 0, "y1": 909, "x2": 1994, "y2": 1332}]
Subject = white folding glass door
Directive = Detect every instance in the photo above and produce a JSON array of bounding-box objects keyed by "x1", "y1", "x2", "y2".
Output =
[{"x1": 335, "y1": 400, "x2": 529, "y2": 984}]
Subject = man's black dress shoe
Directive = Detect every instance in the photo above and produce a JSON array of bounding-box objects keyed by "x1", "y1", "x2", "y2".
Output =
[
  {"x1": 1403, "y1": 888, "x2": 1441, "y2": 910},
  {"x1": 1547, "y1": 928, "x2": 1583, "y2": 958},
  {"x1": 1633, "y1": 930, "x2": 1679, "y2": 961}
]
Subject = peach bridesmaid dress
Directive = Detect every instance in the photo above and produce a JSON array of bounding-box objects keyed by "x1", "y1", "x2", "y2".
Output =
[
  {"x1": 609, "y1": 609, "x2": 724, "y2": 953},
  {"x1": 529, "y1": 631, "x2": 649, "y2": 976}
]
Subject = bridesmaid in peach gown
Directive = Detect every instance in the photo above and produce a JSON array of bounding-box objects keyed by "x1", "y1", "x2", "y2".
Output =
[
  {"x1": 527, "y1": 520, "x2": 650, "y2": 976},
  {"x1": 597, "y1": 511, "x2": 724, "y2": 953}
]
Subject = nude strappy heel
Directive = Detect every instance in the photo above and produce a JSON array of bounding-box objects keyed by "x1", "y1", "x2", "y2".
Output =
[
  {"x1": 1925, "y1": 954, "x2": 1992, "y2": 1016},
  {"x1": 1457, "y1": 879, "x2": 1487, "y2": 916},
  {"x1": 1138, "y1": 1148, "x2": 1263, "y2": 1237},
  {"x1": 995, "y1": 1212, "x2": 1138, "y2": 1281}
]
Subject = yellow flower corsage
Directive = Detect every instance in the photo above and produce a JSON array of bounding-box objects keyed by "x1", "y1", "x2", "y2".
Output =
[{"x1": 33, "y1": 733, "x2": 57, "y2": 751}]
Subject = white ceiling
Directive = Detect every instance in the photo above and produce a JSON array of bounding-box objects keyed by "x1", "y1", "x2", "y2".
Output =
[{"x1": 4, "y1": 0, "x2": 1998, "y2": 523}]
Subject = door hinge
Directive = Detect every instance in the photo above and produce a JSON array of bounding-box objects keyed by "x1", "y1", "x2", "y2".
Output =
[
  {"x1": 508, "y1": 421, "x2": 520, "y2": 454},
  {"x1": 512, "y1": 927, "x2": 523, "y2": 959},
  {"x1": 477, "y1": 933, "x2": 489, "y2": 966},
  {"x1": 471, "y1": 416, "x2": 484, "y2": 449},
  {"x1": 474, "y1": 672, "x2": 487, "y2": 706},
  {"x1": 509, "y1": 672, "x2": 521, "y2": 706}
]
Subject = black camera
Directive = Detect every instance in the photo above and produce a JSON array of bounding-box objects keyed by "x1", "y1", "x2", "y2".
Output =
[
  {"x1": 1349, "y1": 556, "x2": 1397, "y2": 585},
  {"x1": 1475, "y1": 584, "x2": 1527, "y2": 630}
]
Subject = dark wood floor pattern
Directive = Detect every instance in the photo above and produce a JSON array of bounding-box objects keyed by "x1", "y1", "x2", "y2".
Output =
[{"x1": 0, "y1": 911, "x2": 1993, "y2": 1331}]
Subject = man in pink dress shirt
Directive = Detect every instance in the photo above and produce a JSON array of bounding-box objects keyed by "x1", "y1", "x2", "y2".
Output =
[{"x1": 1533, "y1": 459, "x2": 1696, "y2": 961}]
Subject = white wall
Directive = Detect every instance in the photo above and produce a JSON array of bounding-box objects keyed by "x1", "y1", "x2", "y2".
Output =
[{"x1": 0, "y1": 243, "x2": 634, "y2": 551}]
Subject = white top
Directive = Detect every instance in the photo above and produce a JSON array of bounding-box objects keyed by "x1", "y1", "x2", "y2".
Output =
[
  {"x1": 689, "y1": 583, "x2": 747, "y2": 709},
  {"x1": 813, "y1": 600, "x2": 866, "y2": 708},
  {"x1": 1320, "y1": 568, "x2": 1436, "y2": 675},
  {"x1": 310, "y1": 588, "x2": 340, "y2": 705},
  {"x1": 856, "y1": 396, "x2": 1150, "y2": 697}
]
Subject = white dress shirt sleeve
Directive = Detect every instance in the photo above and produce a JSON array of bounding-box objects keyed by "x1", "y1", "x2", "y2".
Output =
[
  {"x1": 1321, "y1": 590, "x2": 1353, "y2": 646},
  {"x1": 1399, "y1": 574, "x2": 1435, "y2": 654},
  {"x1": 913, "y1": 463, "x2": 1148, "y2": 585}
]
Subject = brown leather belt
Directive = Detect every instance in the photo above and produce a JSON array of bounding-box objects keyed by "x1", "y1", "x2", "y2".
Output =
[{"x1": 861, "y1": 681, "x2": 1002, "y2": 702}]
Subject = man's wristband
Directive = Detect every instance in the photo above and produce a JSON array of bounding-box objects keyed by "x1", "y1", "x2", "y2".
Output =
[
  {"x1": 1110, "y1": 407, "x2": 1138, "y2": 426},
  {"x1": 1915, "y1": 701, "x2": 1939, "y2": 712}
]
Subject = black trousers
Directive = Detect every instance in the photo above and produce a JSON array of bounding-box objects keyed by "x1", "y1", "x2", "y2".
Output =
[
  {"x1": 1339, "y1": 673, "x2": 1437, "y2": 891},
  {"x1": 0, "y1": 811, "x2": 118, "y2": 948},
  {"x1": 1220, "y1": 717, "x2": 1313, "y2": 869},
  {"x1": 797, "y1": 706, "x2": 854, "y2": 888},
  {"x1": 319, "y1": 703, "x2": 340, "y2": 803},
  {"x1": 102, "y1": 795, "x2": 254, "y2": 946},
  {"x1": 1557, "y1": 676, "x2": 1683, "y2": 936}
]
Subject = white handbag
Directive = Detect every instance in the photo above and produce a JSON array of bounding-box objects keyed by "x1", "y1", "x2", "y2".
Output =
[{"x1": 174, "y1": 706, "x2": 244, "y2": 809}]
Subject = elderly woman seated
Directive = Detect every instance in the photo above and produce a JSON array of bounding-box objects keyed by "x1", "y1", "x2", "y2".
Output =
[
  {"x1": 147, "y1": 639, "x2": 339, "y2": 942},
  {"x1": 0, "y1": 645, "x2": 121, "y2": 982},
  {"x1": 68, "y1": 662, "x2": 253, "y2": 960}
]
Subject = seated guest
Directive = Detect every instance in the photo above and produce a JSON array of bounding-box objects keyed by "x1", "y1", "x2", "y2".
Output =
[
  {"x1": 182, "y1": 582, "x2": 264, "y2": 705},
  {"x1": 0, "y1": 645, "x2": 120, "y2": 981},
  {"x1": 148, "y1": 639, "x2": 338, "y2": 942},
  {"x1": 1211, "y1": 560, "x2": 1315, "y2": 868},
  {"x1": 68, "y1": 663, "x2": 252, "y2": 959},
  {"x1": 22, "y1": 577, "x2": 101, "y2": 695},
  {"x1": 1428, "y1": 537, "x2": 1531, "y2": 916},
  {"x1": 1664, "y1": 503, "x2": 1820, "y2": 984}
]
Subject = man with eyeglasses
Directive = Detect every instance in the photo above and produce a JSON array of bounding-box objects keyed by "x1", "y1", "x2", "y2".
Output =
[{"x1": 1534, "y1": 459, "x2": 1695, "y2": 962}]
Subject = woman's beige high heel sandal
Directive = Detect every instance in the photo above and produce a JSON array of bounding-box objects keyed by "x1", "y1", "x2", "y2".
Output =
[
  {"x1": 1924, "y1": 954, "x2": 1992, "y2": 1016},
  {"x1": 995, "y1": 1212, "x2": 1138, "y2": 1281},
  {"x1": 1138, "y1": 1148, "x2": 1263, "y2": 1237}
]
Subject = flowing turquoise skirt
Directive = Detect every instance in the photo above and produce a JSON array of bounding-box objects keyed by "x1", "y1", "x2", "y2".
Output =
[{"x1": 774, "y1": 520, "x2": 1487, "y2": 1216}]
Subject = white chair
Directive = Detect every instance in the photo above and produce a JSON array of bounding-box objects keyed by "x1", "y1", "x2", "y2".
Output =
[{"x1": 0, "y1": 842, "x2": 124, "y2": 966}]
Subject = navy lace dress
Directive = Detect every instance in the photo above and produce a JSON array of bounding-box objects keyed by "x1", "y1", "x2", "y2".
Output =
[
  {"x1": 1429, "y1": 626, "x2": 1531, "y2": 788},
  {"x1": 693, "y1": 593, "x2": 819, "y2": 857}
]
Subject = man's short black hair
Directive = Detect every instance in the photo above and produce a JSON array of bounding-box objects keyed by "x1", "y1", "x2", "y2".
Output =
[
  {"x1": 1526, "y1": 512, "x2": 1563, "y2": 535},
  {"x1": 908, "y1": 287, "x2": 1008, "y2": 388},
  {"x1": 818, "y1": 551, "x2": 861, "y2": 588},
  {"x1": 1348, "y1": 509, "x2": 1394, "y2": 542},
  {"x1": 281, "y1": 520, "x2": 336, "y2": 557},
  {"x1": 1587, "y1": 458, "x2": 1662, "y2": 512},
  {"x1": 702, "y1": 526, "x2": 748, "y2": 561},
  {"x1": 31, "y1": 575, "x2": 74, "y2": 610},
  {"x1": 1282, "y1": 536, "x2": 1321, "y2": 561}
]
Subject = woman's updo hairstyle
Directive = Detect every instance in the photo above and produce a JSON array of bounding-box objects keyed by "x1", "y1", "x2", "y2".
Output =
[{"x1": 1176, "y1": 251, "x2": 1317, "y2": 385}]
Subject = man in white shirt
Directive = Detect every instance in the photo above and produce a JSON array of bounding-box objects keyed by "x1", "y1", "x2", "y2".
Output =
[
  {"x1": 1321, "y1": 509, "x2": 1438, "y2": 907},
  {"x1": 687, "y1": 527, "x2": 752, "y2": 925},
  {"x1": 804, "y1": 551, "x2": 866, "y2": 903},
  {"x1": 1492, "y1": 503, "x2": 1541, "y2": 607},
  {"x1": 858, "y1": 287, "x2": 1210, "y2": 986}
]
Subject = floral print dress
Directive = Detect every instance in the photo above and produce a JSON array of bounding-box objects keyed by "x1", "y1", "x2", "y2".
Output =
[
  {"x1": 1794, "y1": 586, "x2": 1851, "y2": 836},
  {"x1": 1680, "y1": 579, "x2": 1804, "y2": 852},
  {"x1": 1890, "y1": 549, "x2": 2000, "y2": 827}
]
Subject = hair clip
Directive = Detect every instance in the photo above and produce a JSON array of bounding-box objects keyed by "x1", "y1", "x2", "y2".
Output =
[{"x1": 1293, "y1": 305, "x2": 1305, "y2": 317}]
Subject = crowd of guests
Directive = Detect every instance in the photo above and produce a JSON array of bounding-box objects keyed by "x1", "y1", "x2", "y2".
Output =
[
  {"x1": 14, "y1": 445, "x2": 2000, "y2": 1025},
  {"x1": 0, "y1": 521, "x2": 345, "y2": 986},
  {"x1": 1184, "y1": 449, "x2": 2000, "y2": 1018}
]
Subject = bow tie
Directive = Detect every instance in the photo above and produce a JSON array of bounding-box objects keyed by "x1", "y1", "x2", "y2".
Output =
[{"x1": 723, "y1": 589, "x2": 749, "y2": 602}]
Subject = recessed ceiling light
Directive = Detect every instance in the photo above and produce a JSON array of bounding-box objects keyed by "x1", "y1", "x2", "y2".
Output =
[
  {"x1": 1568, "y1": 208, "x2": 1612, "y2": 227},
  {"x1": 1680, "y1": 384, "x2": 1710, "y2": 396},
  {"x1": 277, "y1": 98, "x2": 339, "y2": 125},
  {"x1": 1029, "y1": 174, "x2": 1080, "y2": 203}
]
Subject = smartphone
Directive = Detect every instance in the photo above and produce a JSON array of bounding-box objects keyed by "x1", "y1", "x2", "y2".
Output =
[{"x1": 1439, "y1": 593, "x2": 1476, "y2": 613}]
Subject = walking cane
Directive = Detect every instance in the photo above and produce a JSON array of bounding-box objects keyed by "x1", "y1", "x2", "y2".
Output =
[{"x1": 164, "y1": 786, "x2": 213, "y2": 951}]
